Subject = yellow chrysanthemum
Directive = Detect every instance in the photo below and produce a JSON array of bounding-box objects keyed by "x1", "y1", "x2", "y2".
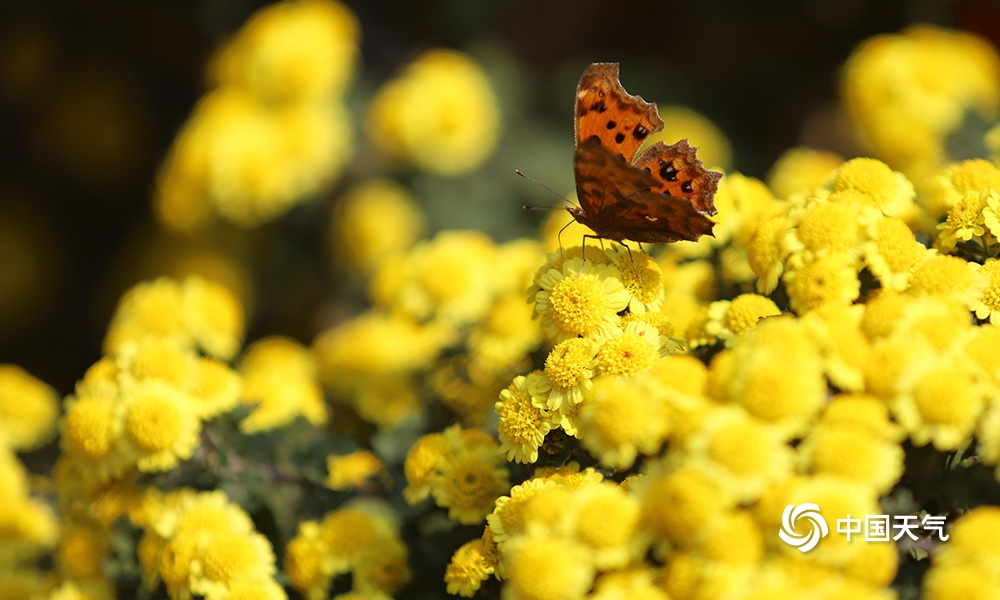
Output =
[
  {"x1": 319, "y1": 507, "x2": 380, "y2": 567},
  {"x1": 60, "y1": 392, "x2": 129, "y2": 482},
  {"x1": 533, "y1": 257, "x2": 629, "y2": 343},
  {"x1": 747, "y1": 215, "x2": 791, "y2": 294},
  {"x1": 0, "y1": 364, "x2": 58, "y2": 451},
  {"x1": 800, "y1": 305, "x2": 870, "y2": 392},
  {"x1": 429, "y1": 440, "x2": 510, "y2": 525},
  {"x1": 863, "y1": 216, "x2": 926, "y2": 291},
  {"x1": 767, "y1": 147, "x2": 844, "y2": 199},
  {"x1": 239, "y1": 336, "x2": 327, "y2": 433},
  {"x1": 189, "y1": 530, "x2": 277, "y2": 599},
  {"x1": 637, "y1": 462, "x2": 730, "y2": 547},
  {"x1": 367, "y1": 49, "x2": 499, "y2": 175},
  {"x1": 788, "y1": 200, "x2": 864, "y2": 259},
  {"x1": 783, "y1": 253, "x2": 861, "y2": 314},
  {"x1": 118, "y1": 380, "x2": 200, "y2": 473},
  {"x1": 189, "y1": 357, "x2": 242, "y2": 420},
  {"x1": 932, "y1": 506, "x2": 1000, "y2": 578},
  {"x1": 892, "y1": 354, "x2": 984, "y2": 450},
  {"x1": 799, "y1": 423, "x2": 904, "y2": 494},
  {"x1": 284, "y1": 522, "x2": 332, "y2": 599},
  {"x1": 937, "y1": 188, "x2": 991, "y2": 251},
  {"x1": 907, "y1": 254, "x2": 985, "y2": 309},
  {"x1": 826, "y1": 157, "x2": 915, "y2": 218},
  {"x1": 595, "y1": 320, "x2": 662, "y2": 378},
  {"x1": 325, "y1": 450, "x2": 386, "y2": 491},
  {"x1": 182, "y1": 276, "x2": 245, "y2": 361},
  {"x1": 445, "y1": 538, "x2": 493, "y2": 598},
  {"x1": 402, "y1": 432, "x2": 448, "y2": 504},
  {"x1": 58, "y1": 521, "x2": 110, "y2": 579},
  {"x1": 973, "y1": 258, "x2": 1000, "y2": 324},
  {"x1": 208, "y1": 0, "x2": 359, "y2": 102},
  {"x1": 927, "y1": 158, "x2": 1000, "y2": 220},
  {"x1": 704, "y1": 294, "x2": 781, "y2": 346},
  {"x1": 590, "y1": 567, "x2": 670, "y2": 600},
  {"x1": 496, "y1": 372, "x2": 554, "y2": 464},
  {"x1": 576, "y1": 375, "x2": 669, "y2": 470},
  {"x1": 681, "y1": 405, "x2": 793, "y2": 504},
  {"x1": 331, "y1": 179, "x2": 424, "y2": 274},
  {"x1": 567, "y1": 481, "x2": 643, "y2": 570},
  {"x1": 352, "y1": 535, "x2": 412, "y2": 595},
  {"x1": 923, "y1": 563, "x2": 1000, "y2": 600},
  {"x1": 501, "y1": 532, "x2": 595, "y2": 600},
  {"x1": 604, "y1": 245, "x2": 664, "y2": 314},
  {"x1": 534, "y1": 337, "x2": 598, "y2": 411}
]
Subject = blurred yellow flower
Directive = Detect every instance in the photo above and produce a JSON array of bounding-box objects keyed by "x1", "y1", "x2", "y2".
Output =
[
  {"x1": 767, "y1": 147, "x2": 844, "y2": 199},
  {"x1": 445, "y1": 538, "x2": 492, "y2": 597},
  {"x1": 208, "y1": 0, "x2": 359, "y2": 102},
  {"x1": 0, "y1": 364, "x2": 58, "y2": 451},
  {"x1": 576, "y1": 375, "x2": 669, "y2": 470},
  {"x1": 119, "y1": 380, "x2": 201, "y2": 473},
  {"x1": 704, "y1": 293, "x2": 781, "y2": 346},
  {"x1": 501, "y1": 532, "x2": 595, "y2": 600},
  {"x1": 325, "y1": 450, "x2": 386, "y2": 491},
  {"x1": 239, "y1": 337, "x2": 327, "y2": 433},
  {"x1": 843, "y1": 25, "x2": 1000, "y2": 185},
  {"x1": 331, "y1": 179, "x2": 425, "y2": 274},
  {"x1": 367, "y1": 49, "x2": 499, "y2": 175}
]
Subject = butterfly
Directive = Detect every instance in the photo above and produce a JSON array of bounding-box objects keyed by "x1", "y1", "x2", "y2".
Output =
[{"x1": 569, "y1": 63, "x2": 721, "y2": 245}]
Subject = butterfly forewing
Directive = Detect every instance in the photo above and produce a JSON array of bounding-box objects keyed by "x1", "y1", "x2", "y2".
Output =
[{"x1": 575, "y1": 63, "x2": 663, "y2": 163}]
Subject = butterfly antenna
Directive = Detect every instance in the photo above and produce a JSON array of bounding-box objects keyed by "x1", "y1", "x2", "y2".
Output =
[{"x1": 515, "y1": 170, "x2": 573, "y2": 208}]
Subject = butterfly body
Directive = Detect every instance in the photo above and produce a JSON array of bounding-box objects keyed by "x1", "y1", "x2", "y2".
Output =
[{"x1": 570, "y1": 63, "x2": 720, "y2": 244}]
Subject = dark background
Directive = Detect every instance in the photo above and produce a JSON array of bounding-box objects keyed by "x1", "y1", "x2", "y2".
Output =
[{"x1": 1, "y1": 0, "x2": 997, "y2": 395}]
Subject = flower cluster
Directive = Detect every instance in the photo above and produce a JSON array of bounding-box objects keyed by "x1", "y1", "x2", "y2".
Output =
[
  {"x1": 842, "y1": 25, "x2": 1000, "y2": 187},
  {"x1": 154, "y1": 0, "x2": 359, "y2": 230},
  {"x1": 283, "y1": 502, "x2": 411, "y2": 599},
  {"x1": 367, "y1": 49, "x2": 500, "y2": 175}
]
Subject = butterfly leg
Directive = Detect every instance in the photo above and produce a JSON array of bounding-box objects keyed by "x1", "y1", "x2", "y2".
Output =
[
  {"x1": 619, "y1": 241, "x2": 644, "y2": 284},
  {"x1": 576, "y1": 234, "x2": 603, "y2": 279}
]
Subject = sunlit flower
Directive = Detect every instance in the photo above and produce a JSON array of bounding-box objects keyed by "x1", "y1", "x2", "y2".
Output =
[
  {"x1": 402, "y1": 432, "x2": 448, "y2": 504},
  {"x1": 783, "y1": 253, "x2": 860, "y2": 314},
  {"x1": 533, "y1": 257, "x2": 629, "y2": 343},
  {"x1": 429, "y1": 437, "x2": 510, "y2": 525},
  {"x1": 188, "y1": 530, "x2": 277, "y2": 600},
  {"x1": 908, "y1": 254, "x2": 985, "y2": 310},
  {"x1": 239, "y1": 336, "x2": 327, "y2": 433},
  {"x1": 331, "y1": 179, "x2": 424, "y2": 275},
  {"x1": 189, "y1": 357, "x2": 242, "y2": 419},
  {"x1": 325, "y1": 450, "x2": 386, "y2": 491},
  {"x1": 576, "y1": 375, "x2": 669, "y2": 470},
  {"x1": 501, "y1": 532, "x2": 595, "y2": 600},
  {"x1": 767, "y1": 147, "x2": 844, "y2": 199},
  {"x1": 594, "y1": 319, "x2": 662, "y2": 378},
  {"x1": 892, "y1": 353, "x2": 984, "y2": 450},
  {"x1": 801, "y1": 305, "x2": 870, "y2": 392},
  {"x1": 786, "y1": 199, "x2": 864, "y2": 259},
  {"x1": 0, "y1": 364, "x2": 58, "y2": 451},
  {"x1": 636, "y1": 462, "x2": 730, "y2": 548},
  {"x1": 533, "y1": 337, "x2": 598, "y2": 411},
  {"x1": 496, "y1": 372, "x2": 554, "y2": 464},
  {"x1": 973, "y1": 258, "x2": 1000, "y2": 324},
  {"x1": 284, "y1": 522, "x2": 331, "y2": 600},
  {"x1": 704, "y1": 293, "x2": 780, "y2": 346},
  {"x1": 565, "y1": 481, "x2": 642, "y2": 570},
  {"x1": 590, "y1": 567, "x2": 670, "y2": 600},
  {"x1": 927, "y1": 158, "x2": 1000, "y2": 220},
  {"x1": 863, "y1": 216, "x2": 926, "y2": 291},
  {"x1": 604, "y1": 245, "x2": 664, "y2": 314},
  {"x1": 367, "y1": 49, "x2": 499, "y2": 175},
  {"x1": 119, "y1": 380, "x2": 201, "y2": 472},
  {"x1": 937, "y1": 188, "x2": 991, "y2": 251},
  {"x1": 930, "y1": 506, "x2": 1000, "y2": 578},
  {"x1": 799, "y1": 423, "x2": 904, "y2": 494},
  {"x1": 825, "y1": 157, "x2": 915, "y2": 218},
  {"x1": 352, "y1": 535, "x2": 412, "y2": 595},
  {"x1": 746, "y1": 215, "x2": 791, "y2": 293},
  {"x1": 680, "y1": 405, "x2": 793, "y2": 504},
  {"x1": 445, "y1": 538, "x2": 492, "y2": 597},
  {"x1": 208, "y1": 0, "x2": 359, "y2": 102}
]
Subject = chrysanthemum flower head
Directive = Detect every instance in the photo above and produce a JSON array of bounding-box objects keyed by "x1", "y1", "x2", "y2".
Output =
[
  {"x1": 119, "y1": 380, "x2": 201, "y2": 473},
  {"x1": 799, "y1": 423, "x2": 904, "y2": 495},
  {"x1": 544, "y1": 332, "x2": 598, "y2": 393},
  {"x1": 826, "y1": 157, "x2": 915, "y2": 218},
  {"x1": 564, "y1": 481, "x2": 643, "y2": 570},
  {"x1": 787, "y1": 199, "x2": 865, "y2": 260},
  {"x1": 576, "y1": 374, "x2": 669, "y2": 470},
  {"x1": 208, "y1": 0, "x2": 359, "y2": 102},
  {"x1": 367, "y1": 49, "x2": 499, "y2": 175},
  {"x1": 931, "y1": 506, "x2": 1000, "y2": 578},
  {"x1": 680, "y1": 404, "x2": 794, "y2": 504},
  {"x1": 782, "y1": 252, "x2": 861, "y2": 315},
  {"x1": 533, "y1": 257, "x2": 629, "y2": 344},
  {"x1": 800, "y1": 304, "x2": 870, "y2": 392},
  {"x1": 767, "y1": 147, "x2": 844, "y2": 199},
  {"x1": 704, "y1": 293, "x2": 781, "y2": 347},
  {"x1": 892, "y1": 352, "x2": 984, "y2": 451},
  {"x1": 937, "y1": 187, "x2": 991, "y2": 251},
  {"x1": 695, "y1": 508, "x2": 766, "y2": 566},
  {"x1": 590, "y1": 566, "x2": 670, "y2": 600},
  {"x1": 972, "y1": 258, "x2": 1000, "y2": 324},
  {"x1": 863, "y1": 216, "x2": 927, "y2": 291},
  {"x1": 59, "y1": 393, "x2": 130, "y2": 483},
  {"x1": 445, "y1": 538, "x2": 493, "y2": 598},
  {"x1": 428, "y1": 433, "x2": 510, "y2": 525},
  {"x1": 636, "y1": 461, "x2": 730, "y2": 550},
  {"x1": 595, "y1": 319, "x2": 664, "y2": 378},
  {"x1": 926, "y1": 158, "x2": 1000, "y2": 220},
  {"x1": 501, "y1": 531, "x2": 595, "y2": 600},
  {"x1": 188, "y1": 530, "x2": 277, "y2": 599},
  {"x1": 0, "y1": 364, "x2": 58, "y2": 451},
  {"x1": 907, "y1": 253, "x2": 985, "y2": 310},
  {"x1": 604, "y1": 245, "x2": 664, "y2": 315},
  {"x1": 496, "y1": 372, "x2": 554, "y2": 464},
  {"x1": 747, "y1": 215, "x2": 793, "y2": 295},
  {"x1": 238, "y1": 336, "x2": 327, "y2": 433}
]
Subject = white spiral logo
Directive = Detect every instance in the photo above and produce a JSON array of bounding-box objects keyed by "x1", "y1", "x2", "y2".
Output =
[{"x1": 778, "y1": 503, "x2": 828, "y2": 552}]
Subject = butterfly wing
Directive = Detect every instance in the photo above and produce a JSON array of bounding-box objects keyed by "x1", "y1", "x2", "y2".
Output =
[
  {"x1": 575, "y1": 63, "x2": 663, "y2": 163},
  {"x1": 632, "y1": 140, "x2": 721, "y2": 216},
  {"x1": 572, "y1": 138, "x2": 715, "y2": 243}
]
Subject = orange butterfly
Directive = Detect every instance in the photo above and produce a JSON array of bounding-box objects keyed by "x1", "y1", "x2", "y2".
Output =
[{"x1": 569, "y1": 63, "x2": 720, "y2": 245}]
